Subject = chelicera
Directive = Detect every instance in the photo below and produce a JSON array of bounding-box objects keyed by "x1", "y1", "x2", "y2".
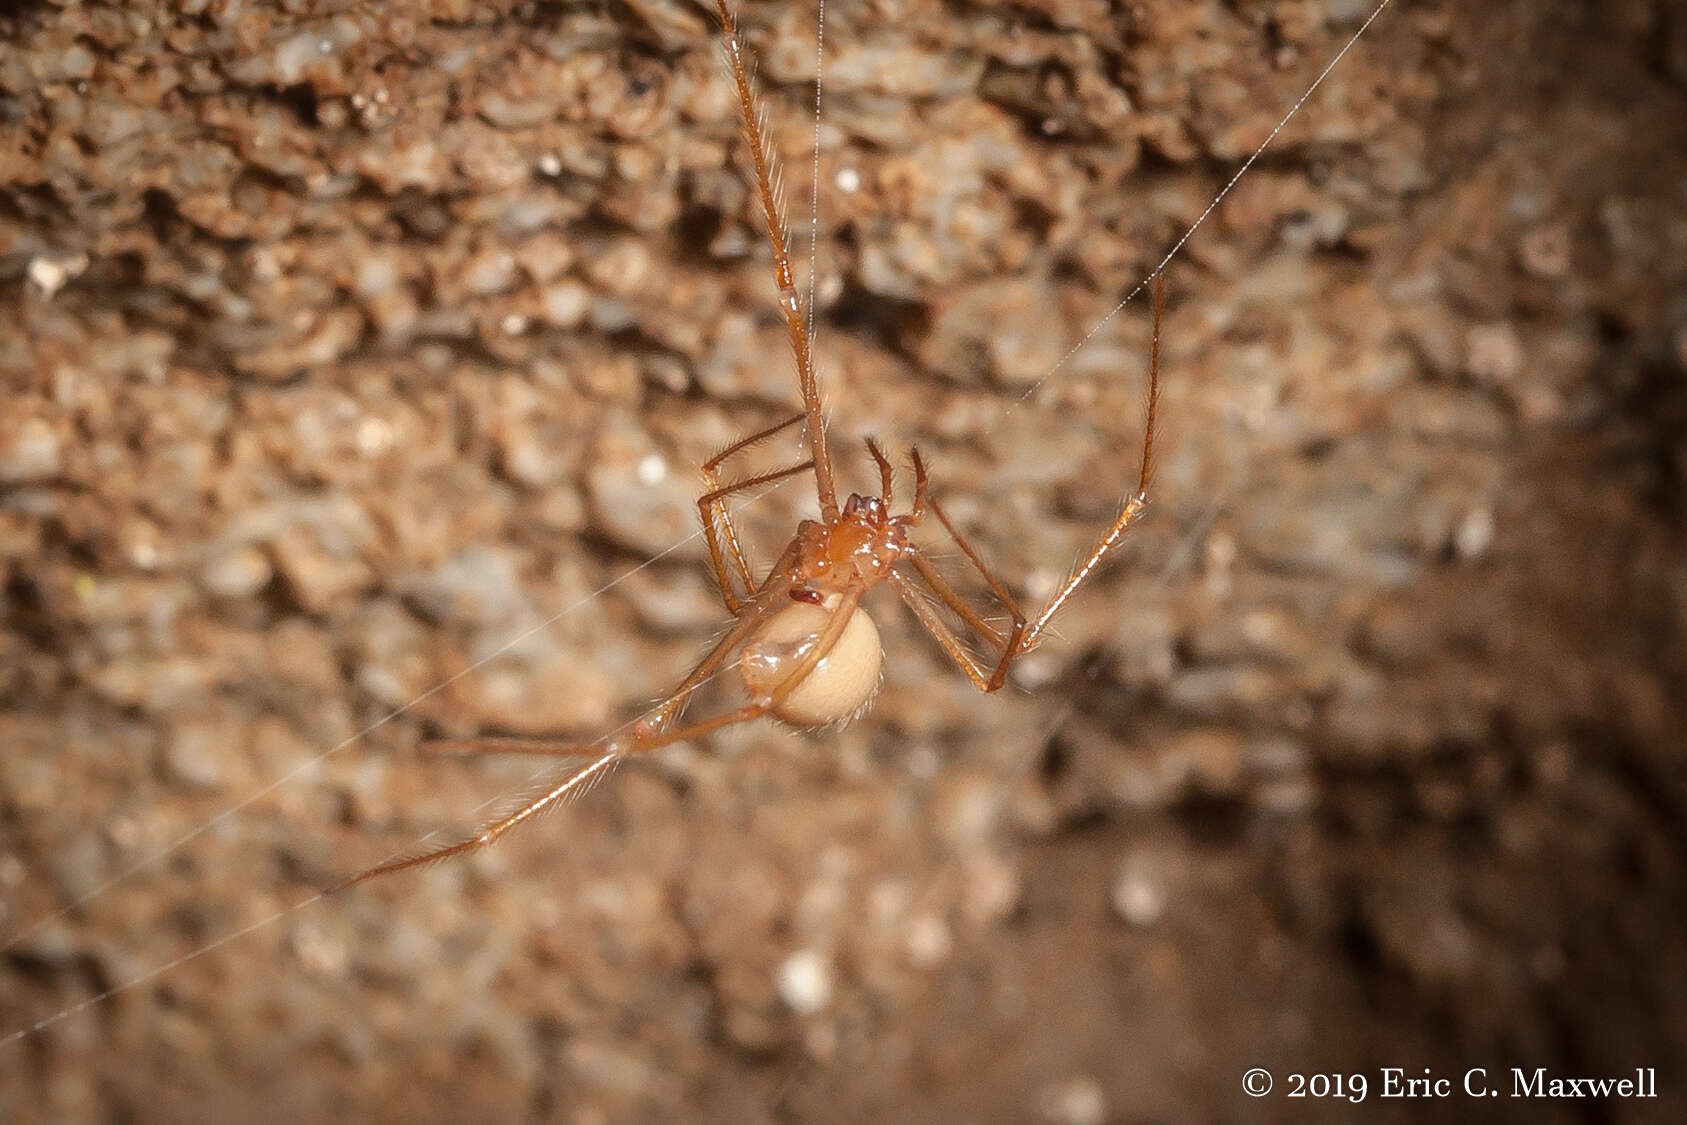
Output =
[{"x1": 333, "y1": 0, "x2": 1162, "y2": 890}]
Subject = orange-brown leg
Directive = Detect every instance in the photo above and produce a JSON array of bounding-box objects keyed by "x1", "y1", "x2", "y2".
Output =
[
  {"x1": 897, "y1": 447, "x2": 1024, "y2": 659},
  {"x1": 906, "y1": 493, "x2": 1026, "y2": 653},
  {"x1": 324, "y1": 752, "x2": 622, "y2": 893},
  {"x1": 888, "y1": 568, "x2": 1024, "y2": 694},
  {"x1": 701, "y1": 460, "x2": 813, "y2": 611},
  {"x1": 331, "y1": 584, "x2": 865, "y2": 891},
  {"x1": 894, "y1": 275, "x2": 1165, "y2": 689},
  {"x1": 901, "y1": 554, "x2": 1013, "y2": 655},
  {"x1": 715, "y1": 0, "x2": 839, "y2": 520},
  {"x1": 1021, "y1": 274, "x2": 1163, "y2": 645},
  {"x1": 435, "y1": 544, "x2": 801, "y2": 758},
  {"x1": 699, "y1": 412, "x2": 805, "y2": 609},
  {"x1": 864, "y1": 438, "x2": 894, "y2": 505},
  {"x1": 432, "y1": 586, "x2": 792, "y2": 760}
]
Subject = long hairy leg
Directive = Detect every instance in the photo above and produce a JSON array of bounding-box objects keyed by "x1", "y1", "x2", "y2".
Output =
[
  {"x1": 700, "y1": 460, "x2": 812, "y2": 611},
  {"x1": 1021, "y1": 275, "x2": 1163, "y2": 646},
  {"x1": 899, "y1": 448, "x2": 1023, "y2": 655},
  {"x1": 714, "y1": 0, "x2": 839, "y2": 521},
  {"x1": 891, "y1": 276, "x2": 1165, "y2": 691},
  {"x1": 331, "y1": 584, "x2": 865, "y2": 890},
  {"x1": 436, "y1": 548, "x2": 803, "y2": 752},
  {"x1": 699, "y1": 413, "x2": 806, "y2": 608},
  {"x1": 887, "y1": 568, "x2": 1020, "y2": 693},
  {"x1": 324, "y1": 753, "x2": 621, "y2": 893}
]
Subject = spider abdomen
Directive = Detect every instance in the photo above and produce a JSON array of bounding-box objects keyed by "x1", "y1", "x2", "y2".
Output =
[{"x1": 739, "y1": 597, "x2": 883, "y2": 727}]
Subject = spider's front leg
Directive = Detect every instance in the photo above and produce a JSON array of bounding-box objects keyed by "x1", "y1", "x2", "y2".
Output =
[
  {"x1": 892, "y1": 277, "x2": 1165, "y2": 693},
  {"x1": 697, "y1": 412, "x2": 810, "y2": 612},
  {"x1": 1018, "y1": 275, "x2": 1164, "y2": 647}
]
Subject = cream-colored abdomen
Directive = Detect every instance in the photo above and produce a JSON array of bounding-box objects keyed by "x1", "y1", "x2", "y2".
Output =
[{"x1": 739, "y1": 596, "x2": 883, "y2": 728}]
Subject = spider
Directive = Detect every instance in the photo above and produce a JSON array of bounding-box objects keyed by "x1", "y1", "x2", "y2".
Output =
[{"x1": 332, "y1": 0, "x2": 1162, "y2": 890}]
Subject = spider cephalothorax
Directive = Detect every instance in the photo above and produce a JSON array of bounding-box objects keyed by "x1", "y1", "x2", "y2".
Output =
[{"x1": 791, "y1": 490, "x2": 914, "y2": 596}]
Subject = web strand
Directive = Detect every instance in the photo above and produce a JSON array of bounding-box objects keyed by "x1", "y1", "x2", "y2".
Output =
[
  {"x1": 1011, "y1": 0, "x2": 1397, "y2": 409},
  {"x1": 806, "y1": 0, "x2": 827, "y2": 345},
  {"x1": 0, "y1": 516, "x2": 720, "y2": 956},
  {"x1": 1, "y1": 636, "x2": 753, "y2": 1045}
]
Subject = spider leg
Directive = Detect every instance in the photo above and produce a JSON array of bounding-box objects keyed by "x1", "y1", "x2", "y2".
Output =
[
  {"x1": 890, "y1": 276, "x2": 1165, "y2": 689},
  {"x1": 900, "y1": 461, "x2": 1029, "y2": 655},
  {"x1": 704, "y1": 413, "x2": 806, "y2": 474},
  {"x1": 864, "y1": 438, "x2": 894, "y2": 505},
  {"x1": 888, "y1": 567, "x2": 1024, "y2": 693},
  {"x1": 699, "y1": 414, "x2": 811, "y2": 611},
  {"x1": 325, "y1": 751, "x2": 620, "y2": 892},
  {"x1": 901, "y1": 553, "x2": 1014, "y2": 654},
  {"x1": 330, "y1": 583, "x2": 864, "y2": 891},
  {"x1": 1021, "y1": 275, "x2": 1163, "y2": 647},
  {"x1": 908, "y1": 448, "x2": 929, "y2": 519},
  {"x1": 895, "y1": 447, "x2": 1022, "y2": 654},
  {"x1": 435, "y1": 553, "x2": 802, "y2": 753},
  {"x1": 714, "y1": 0, "x2": 839, "y2": 521}
]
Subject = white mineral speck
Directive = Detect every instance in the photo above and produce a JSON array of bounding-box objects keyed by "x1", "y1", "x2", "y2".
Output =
[
  {"x1": 776, "y1": 949, "x2": 832, "y2": 1015},
  {"x1": 835, "y1": 167, "x2": 861, "y2": 192},
  {"x1": 1454, "y1": 506, "x2": 1495, "y2": 560},
  {"x1": 200, "y1": 546, "x2": 273, "y2": 598},
  {"x1": 1037, "y1": 1075, "x2": 1107, "y2": 1125},
  {"x1": 1111, "y1": 864, "x2": 1165, "y2": 927},
  {"x1": 26, "y1": 253, "x2": 88, "y2": 298},
  {"x1": 355, "y1": 416, "x2": 393, "y2": 456},
  {"x1": 635, "y1": 452, "x2": 667, "y2": 486}
]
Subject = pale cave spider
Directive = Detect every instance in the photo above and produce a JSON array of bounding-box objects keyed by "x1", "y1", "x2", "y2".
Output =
[{"x1": 332, "y1": 0, "x2": 1163, "y2": 890}]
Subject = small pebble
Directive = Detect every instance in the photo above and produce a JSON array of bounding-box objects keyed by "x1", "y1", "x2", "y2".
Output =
[
  {"x1": 1518, "y1": 223, "x2": 1571, "y2": 278},
  {"x1": 26, "y1": 253, "x2": 88, "y2": 298},
  {"x1": 163, "y1": 725, "x2": 226, "y2": 791},
  {"x1": 635, "y1": 452, "x2": 667, "y2": 486}
]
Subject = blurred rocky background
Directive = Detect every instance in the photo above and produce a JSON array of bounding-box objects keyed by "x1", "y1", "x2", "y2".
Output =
[{"x1": 2, "y1": 0, "x2": 1684, "y2": 1121}]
